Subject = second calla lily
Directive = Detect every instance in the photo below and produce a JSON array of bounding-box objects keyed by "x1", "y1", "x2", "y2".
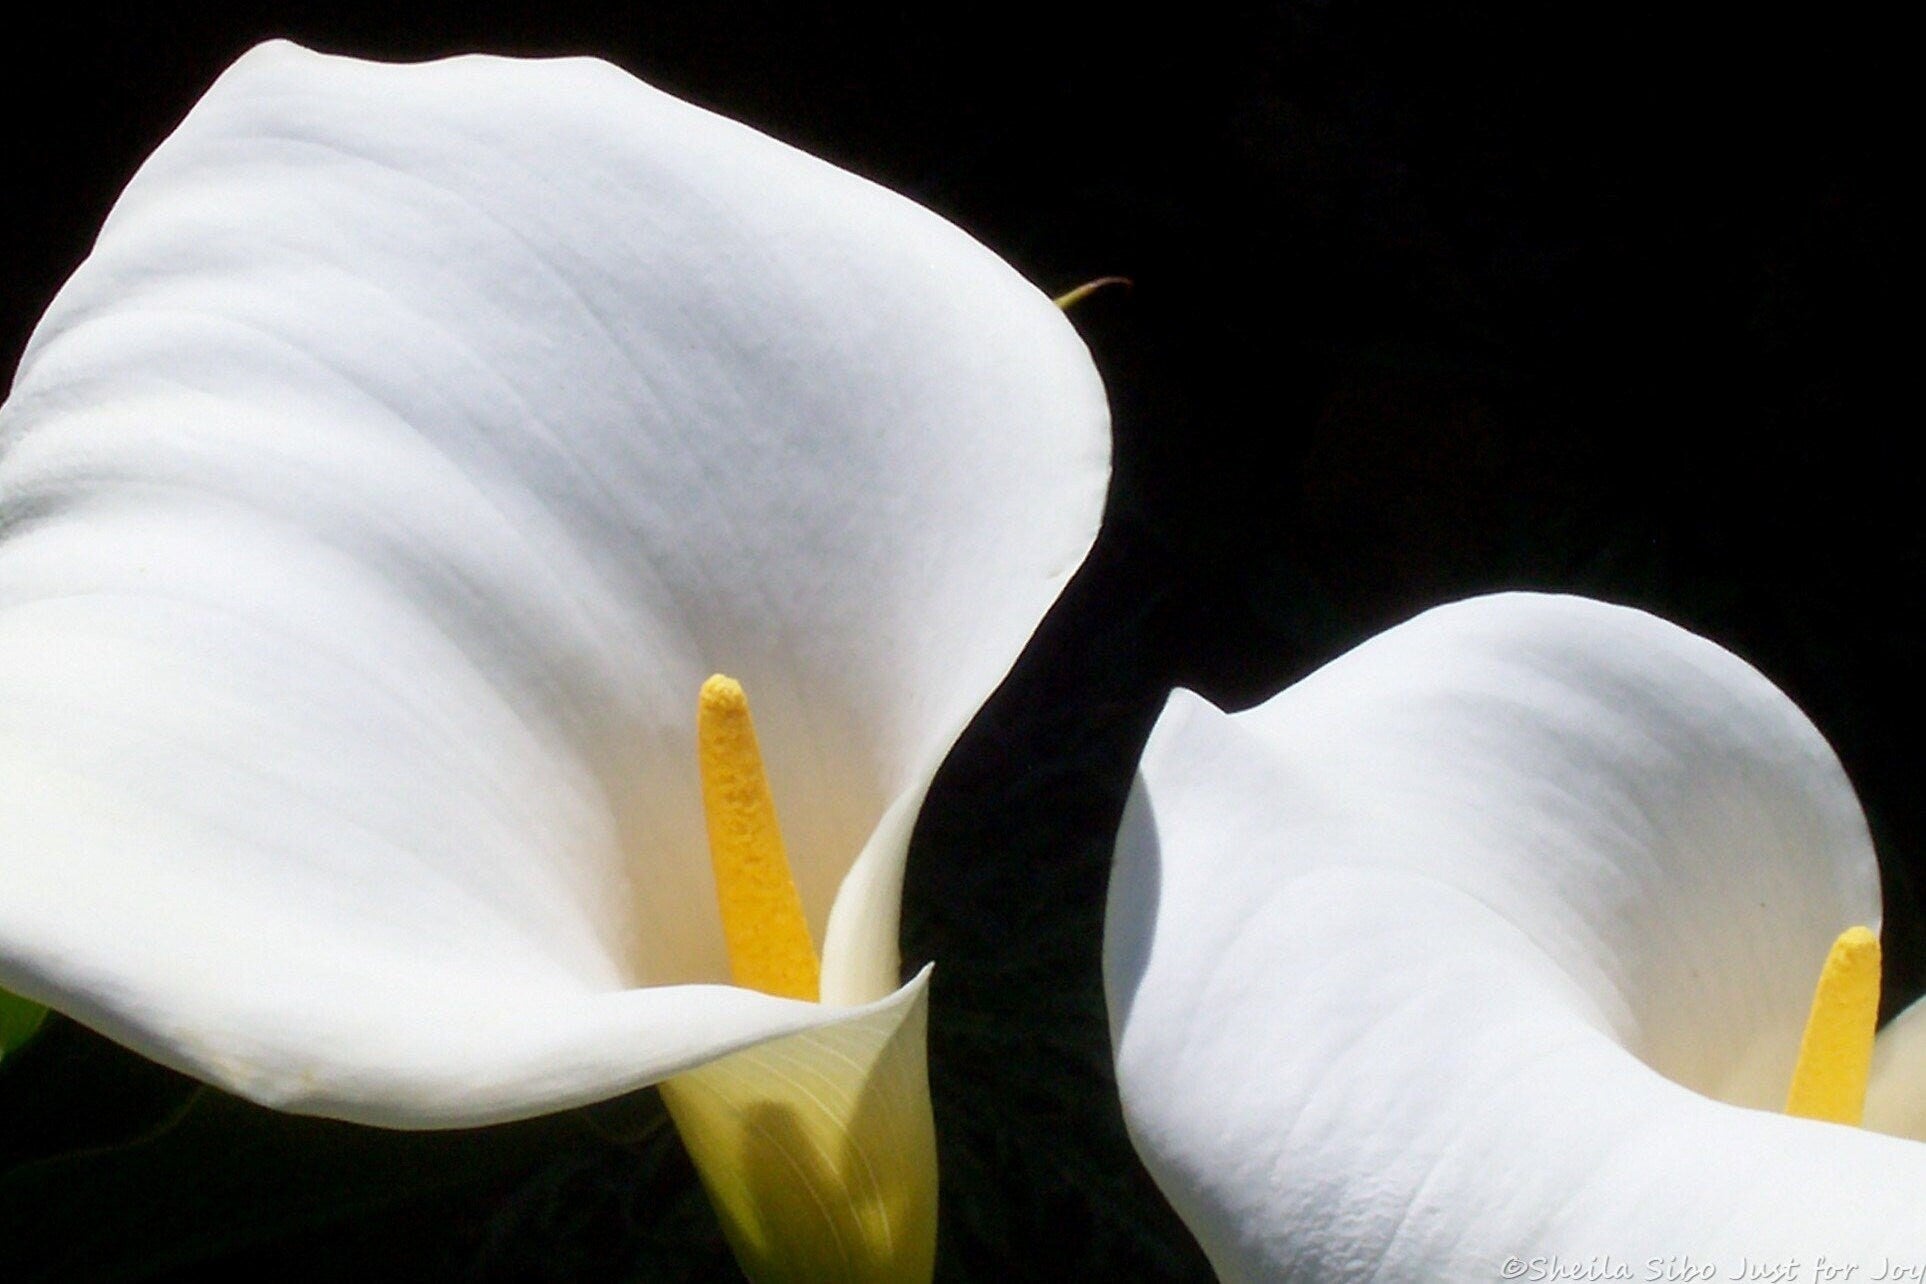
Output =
[
  {"x1": 1108, "y1": 594, "x2": 1926, "y2": 1279},
  {"x1": 0, "y1": 42, "x2": 1110, "y2": 1282}
]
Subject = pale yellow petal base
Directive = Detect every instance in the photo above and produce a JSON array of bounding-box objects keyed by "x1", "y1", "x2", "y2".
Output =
[{"x1": 660, "y1": 977, "x2": 937, "y2": 1284}]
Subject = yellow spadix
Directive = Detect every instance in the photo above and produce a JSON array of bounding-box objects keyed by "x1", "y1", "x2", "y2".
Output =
[
  {"x1": 660, "y1": 675, "x2": 938, "y2": 1284},
  {"x1": 696, "y1": 674, "x2": 821, "y2": 1001},
  {"x1": 1785, "y1": 925, "x2": 1880, "y2": 1126}
]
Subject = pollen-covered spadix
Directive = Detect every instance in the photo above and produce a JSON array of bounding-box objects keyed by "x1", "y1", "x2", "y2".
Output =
[
  {"x1": 698, "y1": 675, "x2": 822, "y2": 1003},
  {"x1": 1786, "y1": 926, "x2": 1881, "y2": 1125}
]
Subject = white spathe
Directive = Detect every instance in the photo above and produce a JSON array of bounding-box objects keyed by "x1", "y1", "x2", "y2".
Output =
[
  {"x1": 1106, "y1": 593, "x2": 1926, "y2": 1280},
  {"x1": 0, "y1": 42, "x2": 1108, "y2": 1129}
]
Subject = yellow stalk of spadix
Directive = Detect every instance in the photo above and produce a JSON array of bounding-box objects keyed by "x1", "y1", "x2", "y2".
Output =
[
  {"x1": 695, "y1": 675, "x2": 821, "y2": 1001},
  {"x1": 1785, "y1": 925, "x2": 1881, "y2": 1125},
  {"x1": 660, "y1": 675, "x2": 939, "y2": 1284}
]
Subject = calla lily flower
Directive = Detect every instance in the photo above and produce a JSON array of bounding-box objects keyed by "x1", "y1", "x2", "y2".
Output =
[
  {"x1": 0, "y1": 41, "x2": 1109, "y2": 1281},
  {"x1": 1107, "y1": 593, "x2": 1926, "y2": 1279}
]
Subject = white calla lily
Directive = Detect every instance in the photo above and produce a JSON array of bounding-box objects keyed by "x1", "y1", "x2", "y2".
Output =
[
  {"x1": 0, "y1": 41, "x2": 1109, "y2": 1282},
  {"x1": 1107, "y1": 593, "x2": 1926, "y2": 1280}
]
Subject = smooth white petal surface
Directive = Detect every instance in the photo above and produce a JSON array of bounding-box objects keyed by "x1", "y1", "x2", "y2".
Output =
[
  {"x1": 0, "y1": 42, "x2": 1108, "y2": 1125},
  {"x1": 1107, "y1": 594, "x2": 1926, "y2": 1279}
]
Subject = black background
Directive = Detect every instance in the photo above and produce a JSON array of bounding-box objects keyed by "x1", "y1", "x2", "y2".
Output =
[{"x1": 0, "y1": 4, "x2": 1913, "y2": 1279}]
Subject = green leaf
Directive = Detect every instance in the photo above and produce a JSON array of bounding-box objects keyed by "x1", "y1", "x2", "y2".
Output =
[{"x1": 0, "y1": 989, "x2": 47, "y2": 1060}]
